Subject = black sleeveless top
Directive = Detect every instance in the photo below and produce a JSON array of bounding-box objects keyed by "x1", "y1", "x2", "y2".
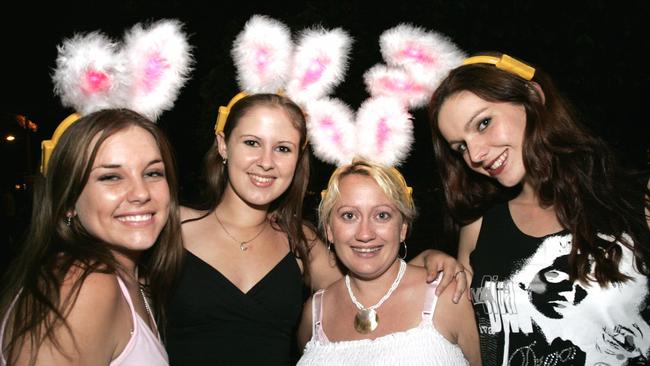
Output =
[
  {"x1": 166, "y1": 249, "x2": 305, "y2": 365},
  {"x1": 470, "y1": 202, "x2": 650, "y2": 365}
]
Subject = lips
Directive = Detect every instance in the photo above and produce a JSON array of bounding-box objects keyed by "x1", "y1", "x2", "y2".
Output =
[{"x1": 486, "y1": 149, "x2": 508, "y2": 176}]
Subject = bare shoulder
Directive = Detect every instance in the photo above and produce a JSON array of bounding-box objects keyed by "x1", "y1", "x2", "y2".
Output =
[
  {"x1": 180, "y1": 205, "x2": 209, "y2": 223},
  {"x1": 61, "y1": 269, "x2": 124, "y2": 328},
  {"x1": 36, "y1": 269, "x2": 127, "y2": 363},
  {"x1": 432, "y1": 273, "x2": 475, "y2": 342}
]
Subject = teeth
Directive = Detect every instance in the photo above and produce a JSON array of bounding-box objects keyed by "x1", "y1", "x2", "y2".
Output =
[
  {"x1": 118, "y1": 214, "x2": 152, "y2": 222},
  {"x1": 489, "y1": 151, "x2": 508, "y2": 170},
  {"x1": 250, "y1": 174, "x2": 274, "y2": 183},
  {"x1": 352, "y1": 247, "x2": 380, "y2": 253}
]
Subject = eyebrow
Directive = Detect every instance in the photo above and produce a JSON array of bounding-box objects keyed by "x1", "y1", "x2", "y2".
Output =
[
  {"x1": 446, "y1": 107, "x2": 488, "y2": 145},
  {"x1": 240, "y1": 134, "x2": 298, "y2": 147},
  {"x1": 91, "y1": 159, "x2": 163, "y2": 171}
]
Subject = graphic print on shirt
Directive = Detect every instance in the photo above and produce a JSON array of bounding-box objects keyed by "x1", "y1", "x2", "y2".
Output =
[{"x1": 472, "y1": 234, "x2": 650, "y2": 365}]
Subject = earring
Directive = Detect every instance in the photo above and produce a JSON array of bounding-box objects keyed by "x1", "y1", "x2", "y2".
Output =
[
  {"x1": 327, "y1": 241, "x2": 332, "y2": 253},
  {"x1": 223, "y1": 157, "x2": 227, "y2": 165},
  {"x1": 399, "y1": 241, "x2": 407, "y2": 260},
  {"x1": 65, "y1": 215, "x2": 73, "y2": 226}
]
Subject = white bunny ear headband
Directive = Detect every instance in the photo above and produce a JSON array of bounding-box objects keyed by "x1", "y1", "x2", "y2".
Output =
[
  {"x1": 40, "y1": 19, "x2": 193, "y2": 174},
  {"x1": 308, "y1": 23, "x2": 465, "y2": 168},
  {"x1": 215, "y1": 14, "x2": 352, "y2": 139},
  {"x1": 223, "y1": 16, "x2": 464, "y2": 194}
]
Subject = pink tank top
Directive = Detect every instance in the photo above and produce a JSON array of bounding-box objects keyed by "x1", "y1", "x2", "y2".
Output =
[{"x1": 0, "y1": 276, "x2": 168, "y2": 365}]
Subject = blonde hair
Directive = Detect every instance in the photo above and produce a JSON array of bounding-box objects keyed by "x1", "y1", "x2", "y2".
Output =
[{"x1": 318, "y1": 158, "x2": 416, "y2": 233}]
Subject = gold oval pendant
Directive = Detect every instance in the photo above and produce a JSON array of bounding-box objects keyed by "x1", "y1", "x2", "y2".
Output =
[{"x1": 354, "y1": 308, "x2": 378, "y2": 333}]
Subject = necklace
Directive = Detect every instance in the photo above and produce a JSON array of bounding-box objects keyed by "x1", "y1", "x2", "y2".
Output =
[
  {"x1": 130, "y1": 268, "x2": 155, "y2": 336},
  {"x1": 139, "y1": 286, "x2": 154, "y2": 321},
  {"x1": 215, "y1": 211, "x2": 268, "y2": 251},
  {"x1": 345, "y1": 259, "x2": 407, "y2": 334}
]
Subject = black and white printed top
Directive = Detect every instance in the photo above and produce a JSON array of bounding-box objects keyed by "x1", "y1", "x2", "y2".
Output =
[{"x1": 470, "y1": 202, "x2": 650, "y2": 366}]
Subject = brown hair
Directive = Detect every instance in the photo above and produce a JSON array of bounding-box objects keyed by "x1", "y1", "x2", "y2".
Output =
[
  {"x1": 428, "y1": 52, "x2": 649, "y2": 285},
  {"x1": 0, "y1": 108, "x2": 183, "y2": 363}
]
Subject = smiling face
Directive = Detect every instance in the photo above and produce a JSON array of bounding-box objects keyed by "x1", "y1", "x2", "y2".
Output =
[
  {"x1": 437, "y1": 90, "x2": 528, "y2": 187},
  {"x1": 74, "y1": 125, "x2": 170, "y2": 257},
  {"x1": 218, "y1": 105, "x2": 301, "y2": 209},
  {"x1": 326, "y1": 173, "x2": 408, "y2": 280}
]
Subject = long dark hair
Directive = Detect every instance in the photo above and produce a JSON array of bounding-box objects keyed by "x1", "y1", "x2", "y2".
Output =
[
  {"x1": 0, "y1": 109, "x2": 183, "y2": 363},
  {"x1": 196, "y1": 93, "x2": 313, "y2": 281},
  {"x1": 428, "y1": 53, "x2": 650, "y2": 285}
]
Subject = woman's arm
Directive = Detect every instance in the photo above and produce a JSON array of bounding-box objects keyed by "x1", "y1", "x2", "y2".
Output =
[
  {"x1": 297, "y1": 296, "x2": 315, "y2": 351},
  {"x1": 457, "y1": 218, "x2": 482, "y2": 300}
]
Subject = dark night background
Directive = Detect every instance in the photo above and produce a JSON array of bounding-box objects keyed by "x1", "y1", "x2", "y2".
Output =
[{"x1": 1, "y1": 0, "x2": 649, "y2": 272}]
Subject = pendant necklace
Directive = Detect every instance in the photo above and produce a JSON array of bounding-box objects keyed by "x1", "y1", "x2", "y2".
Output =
[
  {"x1": 130, "y1": 267, "x2": 155, "y2": 335},
  {"x1": 345, "y1": 259, "x2": 407, "y2": 334},
  {"x1": 215, "y1": 211, "x2": 268, "y2": 251}
]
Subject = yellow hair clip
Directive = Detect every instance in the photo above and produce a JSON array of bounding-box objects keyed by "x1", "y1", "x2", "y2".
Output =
[
  {"x1": 463, "y1": 54, "x2": 535, "y2": 80},
  {"x1": 214, "y1": 91, "x2": 249, "y2": 135},
  {"x1": 40, "y1": 113, "x2": 80, "y2": 175}
]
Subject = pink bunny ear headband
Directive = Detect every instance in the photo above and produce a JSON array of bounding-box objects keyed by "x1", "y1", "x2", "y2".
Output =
[
  {"x1": 41, "y1": 19, "x2": 193, "y2": 175},
  {"x1": 214, "y1": 14, "x2": 352, "y2": 144},
  {"x1": 310, "y1": 24, "x2": 465, "y2": 198}
]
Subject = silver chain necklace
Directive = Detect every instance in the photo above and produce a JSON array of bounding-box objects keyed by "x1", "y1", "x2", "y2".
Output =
[
  {"x1": 215, "y1": 211, "x2": 268, "y2": 251},
  {"x1": 345, "y1": 259, "x2": 407, "y2": 333}
]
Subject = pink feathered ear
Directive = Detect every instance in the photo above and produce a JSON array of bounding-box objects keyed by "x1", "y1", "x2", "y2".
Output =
[
  {"x1": 364, "y1": 64, "x2": 430, "y2": 109},
  {"x1": 286, "y1": 27, "x2": 352, "y2": 106},
  {"x1": 305, "y1": 98, "x2": 357, "y2": 166},
  {"x1": 375, "y1": 24, "x2": 465, "y2": 108},
  {"x1": 231, "y1": 15, "x2": 293, "y2": 93},
  {"x1": 122, "y1": 19, "x2": 193, "y2": 121},
  {"x1": 52, "y1": 32, "x2": 127, "y2": 115},
  {"x1": 355, "y1": 97, "x2": 413, "y2": 167},
  {"x1": 52, "y1": 19, "x2": 193, "y2": 121}
]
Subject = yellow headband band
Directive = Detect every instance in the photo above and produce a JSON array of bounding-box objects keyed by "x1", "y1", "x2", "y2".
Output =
[
  {"x1": 40, "y1": 113, "x2": 81, "y2": 175},
  {"x1": 214, "y1": 91, "x2": 249, "y2": 135},
  {"x1": 463, "y1": 54, "x2": 535, "y2": 80}
]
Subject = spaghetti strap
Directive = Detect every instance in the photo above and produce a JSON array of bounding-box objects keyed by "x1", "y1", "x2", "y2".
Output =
[
  {"x1": 420, "y1": 274, "x2": 441, "y2": 325},
  {"x1": 311, "y1": 289, "x2": 329, "y2": 343}
]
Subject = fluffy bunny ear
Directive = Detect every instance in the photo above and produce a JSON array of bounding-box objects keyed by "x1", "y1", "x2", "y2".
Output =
[
  {"x1": 379, "y1": 24, "x2": 465, "y2": 95},
  {"x1": 306, "y1": 98, "x2": 357, "y2": 166},
  {"x1": 232, "y1": 15, "x2": 293, "y2": 93},
  {"x1": 364, "y1": 64, "x2": 430, "y2": 109},
  {"x1": 52, "y1": 32, "x2": 127, "y2": 116},
  {"x1": 285, "y1": 27, "x2": 352, "y2": 106},
  {"x1": 122, "y1": 19, "x2": 193, "y2": 121},
  {"x1": 355, "y1": 97, "x2": 413, "y2": 167}
]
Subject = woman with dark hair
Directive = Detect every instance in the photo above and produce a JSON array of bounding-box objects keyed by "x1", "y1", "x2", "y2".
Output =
[
  {"x1": 0, "y1": 109, "x2": 183, "y2": 365},
  {"x1": 428, "y1": 52, "x2": 650, "y2": 364}
]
